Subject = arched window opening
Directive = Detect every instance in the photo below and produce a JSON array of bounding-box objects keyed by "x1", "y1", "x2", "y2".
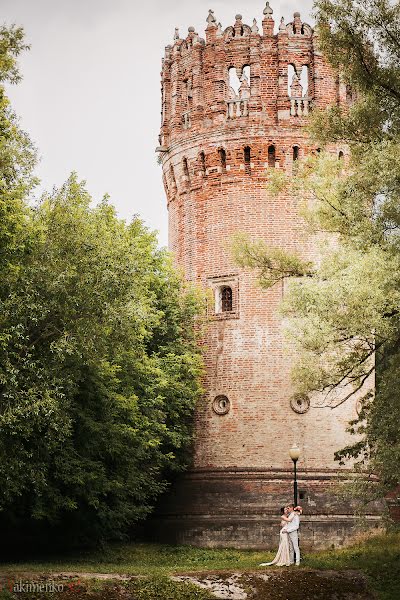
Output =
[
  {"x1": 221, "y1": 286, "x2": 233, "y2": 312},
  {"x1": 338, "y1": 150, "x2": 344, "y2": 173},
  {"x1": 162, "y1": 173, "x2": 169, "y2": 194},
  {"x1": 170, "y1": 165, "x2": 177, "y2": 189},
  {"x1": 210, "y1": 275, "x2": 238, "y2": 317},
  {"x1": 199, "y1": 152, "x2": 206, "y2": 176},
  {"x1": 228, "y1": 67, "x2": 241, "y2": 96},
  {"x1": 299, "y1": 65, "x2": 309, "y2": 97},
  {"x1": 219, "y1": 148, "x2": 227, "y2": 173},
  {"x1": 293, "y1": 146, "x2": 299, "y2": 162},
  {"x1": 183, "y1": 157, "x2": 190, "y2": 184},
  {"x1": 288, "y1": 64, "x2": 296, "y2": 96},
  {"x1": 268, "y1": 145, "x2": 276, "y2": 168},
  {"x1": 346, "y1": 85, "x2": 354, "y2": 104},
  {"x1": 242, "y1": 65, "x2": 250, "y2": 83},
  {"x1": 183, "y1": 77, "x2": 193, "y2": 108},
  {"x1": 244, "y1": 146, "x2": 251, "y2": 174}
]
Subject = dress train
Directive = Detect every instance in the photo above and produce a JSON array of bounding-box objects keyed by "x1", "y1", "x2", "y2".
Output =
[{"x1": 260, "y1": 529, "x2": 291, "y2": 567}]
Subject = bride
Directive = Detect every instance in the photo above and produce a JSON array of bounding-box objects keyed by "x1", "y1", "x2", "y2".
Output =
[{"x1": 259, "y1": 505, "x2": 292, "y2": 567}]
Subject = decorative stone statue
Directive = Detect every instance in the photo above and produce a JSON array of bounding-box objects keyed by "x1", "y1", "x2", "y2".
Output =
[
  {"x1": 290, "y1": 72, "x2": 303, "y2": 98},
  {"x1": 239, "y1": 72, "x2": 250, "y2": 99}
]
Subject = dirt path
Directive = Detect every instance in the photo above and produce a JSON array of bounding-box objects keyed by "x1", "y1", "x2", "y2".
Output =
[
  {"x1": 0, "y1": 569, "x2": 376, "y2": 599},
  {"x1": 173, "y1": 570, "x2": 375, "y2": 599}
]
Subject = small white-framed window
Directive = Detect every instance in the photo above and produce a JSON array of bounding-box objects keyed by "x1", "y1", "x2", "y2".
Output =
[
  {"x1": 208, "y1": 275, "x2": 239, "y2": 319},
  {"x1": 215, "y1": 285, "x2": 233, "y2": 313}
]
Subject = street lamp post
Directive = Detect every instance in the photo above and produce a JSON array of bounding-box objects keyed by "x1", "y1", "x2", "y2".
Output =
[{"x1": 289, "y1": 444, "x2": 301, "y2": 506}]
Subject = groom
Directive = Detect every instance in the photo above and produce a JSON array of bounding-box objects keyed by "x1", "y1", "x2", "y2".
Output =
[{"x1": 282, "y1": 504, "x2": 300, "y2": 565}]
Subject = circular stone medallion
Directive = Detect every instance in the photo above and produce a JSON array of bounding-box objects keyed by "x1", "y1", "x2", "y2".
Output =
[
  {"x1": 290, "y1": 393, "x2": 310, "y2": 414},
  {"x1": 212, "y1": 395, "x2": 230, "y2": 415}
]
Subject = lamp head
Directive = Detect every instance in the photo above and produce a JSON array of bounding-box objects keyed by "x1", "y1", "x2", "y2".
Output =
[{"x1": 289, "y1": 444, "x2": 301, "y2": 461}]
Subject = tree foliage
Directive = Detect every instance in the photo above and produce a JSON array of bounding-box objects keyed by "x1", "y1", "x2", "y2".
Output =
[
  {"x1": 0, "y1": 25, "x2": 36, "y2": 289},
  {"x1": 0, "y1": 24, "x2": 29, "y2": 85},
  {"x1": 234, "y1": 0, "x2": 400, "y2": 499},
  {"x1": 0, "y1": 26, "x2": 204, "y2": 545},
  {"x1": 1, "y1": 177, "x2": 204, "y2": 544}
]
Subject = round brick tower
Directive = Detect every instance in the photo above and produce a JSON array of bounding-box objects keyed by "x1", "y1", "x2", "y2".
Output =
[{"x1": 155, "y1": 4, "x2": 382, "y2": 548}]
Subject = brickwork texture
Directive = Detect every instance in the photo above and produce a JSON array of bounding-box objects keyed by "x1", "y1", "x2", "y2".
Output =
[{"x1": 154, "y1": 3, "x2": 384, "y2": 549}]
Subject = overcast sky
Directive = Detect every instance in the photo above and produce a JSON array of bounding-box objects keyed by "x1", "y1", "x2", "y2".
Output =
[{"x1": 3, "y1": 0, "x2": 314, "y2": 247}]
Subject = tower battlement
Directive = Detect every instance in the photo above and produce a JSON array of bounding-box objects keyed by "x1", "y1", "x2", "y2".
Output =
[{"x1": 159, "y1": 3, "x2": 347, "y2": 152}]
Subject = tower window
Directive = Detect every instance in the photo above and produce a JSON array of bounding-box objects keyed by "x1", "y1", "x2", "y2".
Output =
[
  {"x1": 162, "y1": 173, "x2": 169, "y2": 193},
  {"x1": 219, "y1": 148, "x2": 227, "y2": 173},
  {"x1": 208, "y1": 275, "x2": 239, "y2": 319},
  {"x1": 183, "y1": 157, "x2": 190, "y2": 184},
  {"x1": 221, "y1": 286, "x2": 233, "y2": 312},
  {"x1": 288, "y1": 64, "x2": 296, "y2": 96},
  {"x1": 338, "y1": 151, "x2": 344, "y2": 173},
  {"x1": 242, "y1": 65, "x2": 250, "y2": 83},
  {"x1": 293, "y1": 146, "x2": 299, "y2": 162},
  {"x1": 228, "y1": 67, "x2": 241, "y2": 96},
  {"x1": 244, "y1": 146, "x2": 251, "y2": 174},
  {"x1": 199, "y1": 152, "x2": 206, "y2": 176},
  {"x1": 300, "y1": 65, "x2": 309, "y2": 97},
  {"x1": 268, "y1": 145, "x2": 276, "y2": 168},
  {"x1": 170, "y1": 165, "x2": 177, "y2": 190}
]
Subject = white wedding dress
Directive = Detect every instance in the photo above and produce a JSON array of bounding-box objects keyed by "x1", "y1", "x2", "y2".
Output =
[{"x1": 260, "y1": 521, "x2": 291, "y2": 567}]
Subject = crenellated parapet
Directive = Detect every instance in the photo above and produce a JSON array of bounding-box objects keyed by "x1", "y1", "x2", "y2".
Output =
[{"x1": 158, "y1": 3, "x2": 345, "y2": 150}]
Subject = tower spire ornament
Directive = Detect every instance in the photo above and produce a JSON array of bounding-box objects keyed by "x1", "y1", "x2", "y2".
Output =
[
  {"x1": 251, "y1": 18, "x2": 259, "y2": 33},
  {"x1": 206, "y1": 9, "x2": 216, "y2": 26},
  {"x1": 263, "y1": 1, "x2": 273, "y2": 16}
]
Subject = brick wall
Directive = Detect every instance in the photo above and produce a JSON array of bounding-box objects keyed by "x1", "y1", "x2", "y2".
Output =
[{"x1": 154, "y1": 5, "x2": 381, "y2": 547}]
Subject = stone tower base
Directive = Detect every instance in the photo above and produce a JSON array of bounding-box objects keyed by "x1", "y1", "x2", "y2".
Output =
[{"x1": 148, "y1": 468, "x2": 384, "y2": 550}]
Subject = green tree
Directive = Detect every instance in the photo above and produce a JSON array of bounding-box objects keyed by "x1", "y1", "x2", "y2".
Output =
[
  {"x1": 233, "y1": 0, "x2": 400, "y2": 501},
  {"x1": 0, "y1": 25, "x2": 36, "y2": 289},
  {"x1": 0, "y1": 27, "x2": 204, "y2": 545},
  {"x1": 0, "y1": 175, "x2": 204, "y2": 545}
]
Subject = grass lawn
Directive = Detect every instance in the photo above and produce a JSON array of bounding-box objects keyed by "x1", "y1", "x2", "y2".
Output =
[{"x1": 0, "y1": 532, "x2": 399, "y2": 599}]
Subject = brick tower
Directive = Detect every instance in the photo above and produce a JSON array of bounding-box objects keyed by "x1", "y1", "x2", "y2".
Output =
[{"x1": 156, "y1": 3, "x2": 382, "y2": 548}]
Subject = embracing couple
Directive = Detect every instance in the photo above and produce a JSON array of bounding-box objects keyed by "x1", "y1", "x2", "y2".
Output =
[{"x1": 260, "y1": 503, "x2": 302, "y2": 567}]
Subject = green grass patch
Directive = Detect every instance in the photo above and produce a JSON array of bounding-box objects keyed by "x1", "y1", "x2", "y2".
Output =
[
  {"x1": 0, "y1": 533, "x2": 398, "y2": 599},
  {"x1": 306, "y1": 532, "x2": 400, "y2": 600},
  {"x1": 0, "y1": 577, "x2": 215, "y2": 600},
  {"x1": 0, "y1": 544, "x2": 274, "y2": 576}
]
